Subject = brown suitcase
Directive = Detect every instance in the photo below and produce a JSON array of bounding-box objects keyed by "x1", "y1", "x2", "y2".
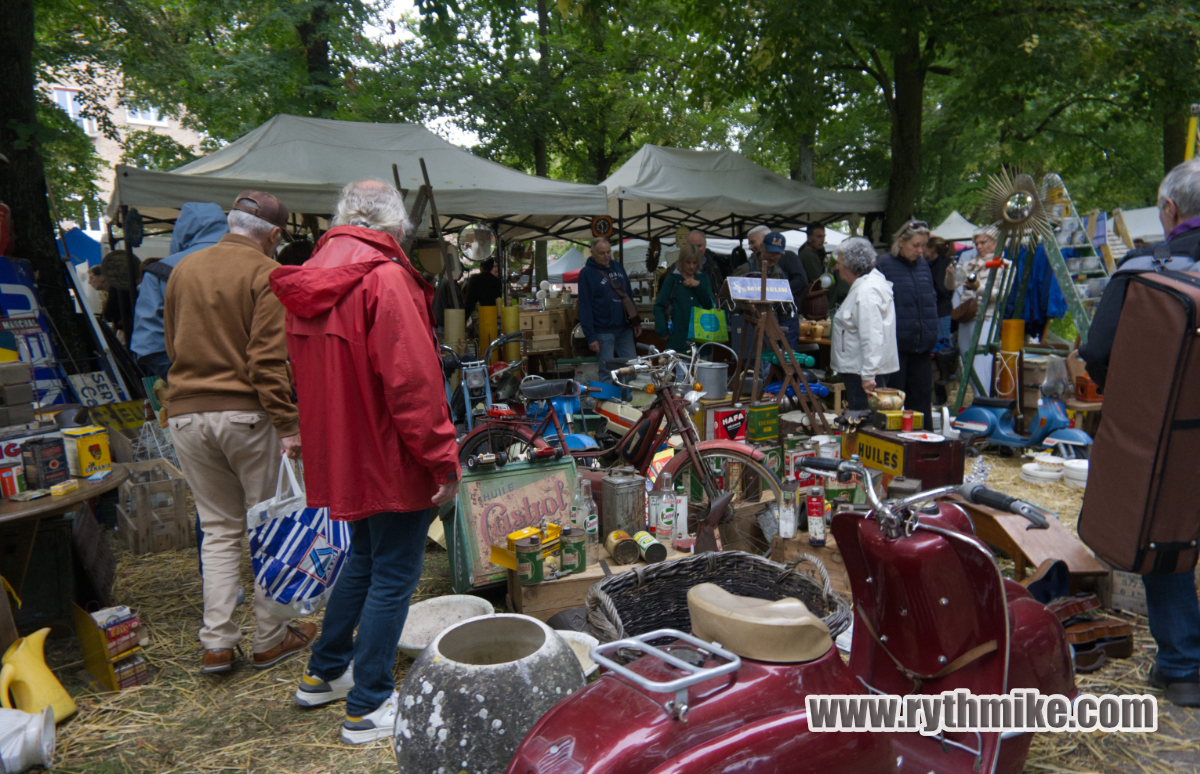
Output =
[{"x1": 1078, "y1": 270, "x2": 1200, "y2": 573}]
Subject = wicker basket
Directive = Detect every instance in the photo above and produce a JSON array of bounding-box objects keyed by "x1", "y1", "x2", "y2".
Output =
[{"x1": 584, "y1": 551, "x2": 852, "y2": 643}]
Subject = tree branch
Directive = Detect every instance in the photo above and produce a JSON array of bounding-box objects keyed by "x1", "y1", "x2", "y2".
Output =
[
  {"x1": 841, "y1": 39, "x2": 892, "y2": 111},
  {"x1": 1009, "y1": 96, "x2": 1123, "y2": 142}
]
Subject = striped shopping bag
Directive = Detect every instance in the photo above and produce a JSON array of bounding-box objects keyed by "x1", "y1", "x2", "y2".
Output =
[{"x1": 247, "y1": 458, "x2": 351, "y2": 618}]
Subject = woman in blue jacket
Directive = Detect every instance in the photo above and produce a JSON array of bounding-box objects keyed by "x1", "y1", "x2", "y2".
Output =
[
  {"x1": 653, "y1": 243, "x2": 714, "y2": 353},
  {"x1": 875, "y1": 220, "x2": 938, "y2": 425}
]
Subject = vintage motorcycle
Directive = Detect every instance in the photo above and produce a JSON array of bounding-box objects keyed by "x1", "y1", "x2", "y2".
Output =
[{"x1": 507, "y1": 457, "x2": 1076, "y2": 774}]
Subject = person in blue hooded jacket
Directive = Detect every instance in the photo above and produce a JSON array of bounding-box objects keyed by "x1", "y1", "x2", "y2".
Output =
[
  {"x1": 578, "y1": 237, "x2": 641, "y2": 385},
  {"x1": 131, "y1": 202, "x2": 228, "y2": 379},
  {"x1": 875, "y1": 219, "x2": 937, "y2": 425}
]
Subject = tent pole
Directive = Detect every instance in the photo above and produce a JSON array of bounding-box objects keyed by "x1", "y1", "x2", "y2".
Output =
[
  {"x1": 618, "y1": 199, "x2": 625, "y2": 265},
  {"x1": 494, "y1": 219, "x2": 506, "y2": 306}
]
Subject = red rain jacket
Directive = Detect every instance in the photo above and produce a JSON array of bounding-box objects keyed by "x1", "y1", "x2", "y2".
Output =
[{"x1": 269, "y1": 226, "x2": 460, "y2": 520}]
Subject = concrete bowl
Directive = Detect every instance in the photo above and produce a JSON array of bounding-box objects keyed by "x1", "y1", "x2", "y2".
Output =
[{"x1": 397, "y1": 595, "x2": 494, "y2": 659}]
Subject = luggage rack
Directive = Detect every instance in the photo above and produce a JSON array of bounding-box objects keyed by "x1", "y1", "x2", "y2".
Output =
[{"x1": 590, "y1": 629, "x2": 741, "y2": 722}]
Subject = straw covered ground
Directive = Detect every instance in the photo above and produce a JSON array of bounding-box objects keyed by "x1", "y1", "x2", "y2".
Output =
[{"x1": 42, "y1": 454, "x2": 1200, "y2": 773}]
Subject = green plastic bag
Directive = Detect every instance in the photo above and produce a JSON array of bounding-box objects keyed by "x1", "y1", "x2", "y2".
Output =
[{"x1": 688, "y1": 308, "x2": 728, "y2": 342}]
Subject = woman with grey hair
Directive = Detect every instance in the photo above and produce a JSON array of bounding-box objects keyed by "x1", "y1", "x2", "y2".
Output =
[{"x1": 831, "y1": 237, "x2": 899, "y2": 411}]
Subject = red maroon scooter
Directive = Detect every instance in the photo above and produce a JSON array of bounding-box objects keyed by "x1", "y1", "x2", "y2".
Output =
[{"x1": 508, "y1": 457, "x2": 1076, "y2": 774}]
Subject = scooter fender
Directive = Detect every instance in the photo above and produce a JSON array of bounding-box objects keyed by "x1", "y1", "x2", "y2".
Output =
[
  {"x1": 657, "y1": 440, "x2": 770, "y2": 481},
  {"x1": 1039, "y1": 428, "x2": 1092, "y2": 448},
  {"x1": 951, "y1": 406, "x2": 1000, "y2": 436},
  {"x1": 506, "y1": 644, "x2": 856, "y2": 774}
]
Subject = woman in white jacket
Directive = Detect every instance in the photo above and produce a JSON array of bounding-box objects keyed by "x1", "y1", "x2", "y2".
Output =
[{"x1": 831, "y1": 238, "x2": 900, "y2": 411}]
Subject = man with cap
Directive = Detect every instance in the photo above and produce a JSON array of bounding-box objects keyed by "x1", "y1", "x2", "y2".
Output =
[
  {"x1": 734, "y1": 230, "x2": 802, "y2": 355},
  {"x1": 163, "y1": 190, "x2": 309, "y2": 675}
]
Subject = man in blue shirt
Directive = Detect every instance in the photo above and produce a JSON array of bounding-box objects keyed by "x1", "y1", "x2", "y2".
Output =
[
  {"x1": 131, "y1": 203, "x2": 228, "y2": 379},
  {"x1": 577, "y1": 238, "x2": 641, "y2": 385}
]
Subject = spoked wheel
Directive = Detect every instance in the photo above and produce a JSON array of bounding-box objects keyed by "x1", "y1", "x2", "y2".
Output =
[
  {"x1": 670, "y1": 449, "x2": 784, "y2": 556},
  {"x1": 458, "y1": 424, "x2": 541, "y2": 464}
]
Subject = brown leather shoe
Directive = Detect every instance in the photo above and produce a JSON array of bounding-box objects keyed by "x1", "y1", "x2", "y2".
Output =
[
  {"x1": 253, "y1": 622, "x2": 318, "y2": 670},
  {"x1": 201, "y1": 648, "x2": 234, "y2": 674}
]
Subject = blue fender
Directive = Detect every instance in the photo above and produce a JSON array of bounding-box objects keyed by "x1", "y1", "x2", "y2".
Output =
[
  {"x1": 543, "y1": 431, "x2": 599, "y2": 450},
  {"x1": 951, "y1": 406, "x2": 999, "y2": 436},
  {"x1": 1041, "y1": 428, "x2": 1092, "y2": 447}
]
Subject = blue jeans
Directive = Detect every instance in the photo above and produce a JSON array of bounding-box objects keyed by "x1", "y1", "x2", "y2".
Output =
[
  {"x1": 933, "y1": 316, "x2": 954, "y2": 353},
  {"x1": 1142, "y1": 572, "x2": 1200, "y2": 680},
  {"x1": 307, "y1": 510, "x2": 430, "y2": 715},
  {"x1": 595, "y1": 328, "x2": 636, "y2": 386}
]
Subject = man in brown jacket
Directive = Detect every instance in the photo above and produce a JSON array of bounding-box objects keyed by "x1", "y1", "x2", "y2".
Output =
[{"x1": 164, "y1": 190, "x2": 310, "y2": 674}]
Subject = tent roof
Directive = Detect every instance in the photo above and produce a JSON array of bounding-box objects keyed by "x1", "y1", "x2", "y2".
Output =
[
  {"x1": 105, "y1": 115, "x2": 608, "y2": 238},
  {"x1": 930, "y1": 210, "x2": 980, "y2": 241},
  {"x1": 1113, "y1": 206, "x2": 1165, "y2": 244},
  {"x1": 552, "y1": 145, "x2": 886, "y2": 240}
]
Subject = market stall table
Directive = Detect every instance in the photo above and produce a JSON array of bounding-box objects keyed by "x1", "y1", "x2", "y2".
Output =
[{"x1": 0, "y1": 466, "x2": 130, "y2": 651}]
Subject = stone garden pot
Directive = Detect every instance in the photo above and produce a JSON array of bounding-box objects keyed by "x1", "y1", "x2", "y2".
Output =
[{"x1": 394, "y1": 614, "x2": 585, "y2": 773}]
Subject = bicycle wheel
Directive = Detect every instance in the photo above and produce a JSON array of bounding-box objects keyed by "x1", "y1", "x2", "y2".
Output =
[
  {"x1": 670, "y1": 448, "x2": 783, "y2": 556},
  {"x1": 458, "y1": 423, "x2": 540, "y2": 464}
]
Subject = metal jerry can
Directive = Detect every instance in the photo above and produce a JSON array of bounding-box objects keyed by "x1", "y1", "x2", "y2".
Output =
[{"x1": 601, "y1": 467, "x2": 646, "y2": 540}]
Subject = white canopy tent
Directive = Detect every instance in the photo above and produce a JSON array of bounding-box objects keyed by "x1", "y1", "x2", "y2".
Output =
[
  {"x1": 1112, "y1": 206, "x2": 1165, "y2": 245},
  {"x1": 105, "y1": 115, "x2": 608, "y2": 240},
  {"x1": 545, "y1": 247, "x2": 586, "y2": 281},
  {"x1": 547, "y1": 145, "x2": 886, "y2": 249},
  {"x1": 930, "y1": 210, "x2": 980, "y2": 241}
]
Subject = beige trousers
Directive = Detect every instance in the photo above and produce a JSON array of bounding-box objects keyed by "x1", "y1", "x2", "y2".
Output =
[{"x1": 170, "y1": 410, "x2": 288, "y2": 653}]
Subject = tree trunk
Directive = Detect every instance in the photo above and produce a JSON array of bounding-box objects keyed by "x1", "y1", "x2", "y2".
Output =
[
  {"x1": 883, "y1": 36, "x2": 926, "y2": 239},
  {"x1": 0, "y1": 0, "x2": 96, "y2": 370},
  {"x1": 1162, "y1": 107, "x2": 1189, "y2": 176},
  {"x1": 534, "y1": 0, "x2": 550, "y2": 285},
  {"x1": 295, "y1": 0, "x2": 336, "y2": 116},
  {"x1": 791, "y1": 133, "x2": 815, "y2": 184}
]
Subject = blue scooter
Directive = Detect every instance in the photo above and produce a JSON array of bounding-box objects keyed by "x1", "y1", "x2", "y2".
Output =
[{"x1": 952, "y1": 390, "x2": 1092, "y2": 458}]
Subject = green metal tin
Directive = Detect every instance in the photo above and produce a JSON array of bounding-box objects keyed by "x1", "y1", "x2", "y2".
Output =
[
  {"x1": 759, "y1": 442, "x2": 784, "y2": 482},
  {"x1": 559, "y1": 528, "x2": 587, "y2": 574},
  {"x1": 515, "y1": 536, "x2": 544, "y2": 585},
  {"x1": 746, "y1": 401, "x2": 779, "y2": 443}
]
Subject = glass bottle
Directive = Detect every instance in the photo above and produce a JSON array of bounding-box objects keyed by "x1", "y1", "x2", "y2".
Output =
[
  {"x1": 673, "y1": 482, "x2": 689, "y2": 543},
  {"x1": 570, "y1": 474, "x2": 584, "y2": 531},
  {"x1": 656, "y1": 472, "x2": 674, "y2": 552},
  {"x1": 779, "y1": 481, "x2": 798, "y2": 540},
  {"x1": 581, "y1": 478, "x2": 600, "y2": 564}
]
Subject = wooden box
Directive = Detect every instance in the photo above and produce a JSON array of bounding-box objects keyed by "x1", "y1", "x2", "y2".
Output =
[
  {"x1": 768, "y1": 532, "x2": 852, "y2": 599},
  {"x1": 507, "y1": 545, "x2": 692, "y2": 622},
  {"x1": 116, "y1": 460, "x2": 193, "y2": 555},
  {"x1": 529, "y1": 334, "x2": 563, "y2": 354},
  {"x1": 843, "y1": 428, "x2": 964, "y2": 490}
]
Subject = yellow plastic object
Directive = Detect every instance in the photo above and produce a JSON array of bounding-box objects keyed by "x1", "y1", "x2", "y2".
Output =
[
  {"x1": 1000, "y1": 319, "x2": 1025, "y2": 353},
  {"x1": 478, "y1": 305, "x2": 499, "y2": 364},
  {"x1": 500, "y1": 305, "x2": 522, "y2": 362},
  {"x1": 0, "y1": 628, "x2": 77, "y2": 722}
]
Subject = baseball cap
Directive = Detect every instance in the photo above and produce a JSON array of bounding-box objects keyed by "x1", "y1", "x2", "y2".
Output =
[
  {"x1": 763, "y1": 232, "x2": 786, "y2": 254},
  {"x1": 231, "y1": 190, "x2": 289, "y2": 231}
]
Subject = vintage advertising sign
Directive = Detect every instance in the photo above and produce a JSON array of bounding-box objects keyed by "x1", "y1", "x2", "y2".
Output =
[
  {"x1": 707, "y1": 407, "x2": 747, "y2": 442},
  {"x1": 450, "y1": 458, "x2": 577, "y2": 592},
  {"x1": 0, "y1": 257, "x2": 81, "y2": 405},
  {"x1": 854, "y1": 431, "x2": 904, "y2": 477},
  {"x1": 68, "y1": 372, "x2": 123, "y2": 407},
  {"x1": 724, "y1": 277, "x2": 794, "y2": 303}
]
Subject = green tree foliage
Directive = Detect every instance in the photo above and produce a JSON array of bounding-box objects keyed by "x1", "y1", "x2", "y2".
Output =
[{"x1": 119, "y1": 130, "x2": 201, "y2": 171}]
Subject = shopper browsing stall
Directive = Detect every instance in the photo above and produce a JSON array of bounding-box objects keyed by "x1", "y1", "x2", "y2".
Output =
[
  {"x1": 654, "y1": 242, "x2": 715, "y2": 353},
  {"x1": 162, "y1": 190, "x2": 307, "y2": 675},
  {"x1": 270, "y1": 181, "x2": 461, "y2": 743},
  {"x1": 578, "y1": 237, "x2": 641, "y2": 385},
  {"x1": 876, "y1": 220, "x2": 938, "y2": 424},
  {"x1": 830, "y1": 238, "x2": 899, "y2": 410},
  {"x1": 735, "y1": 230, "x2": 801, "y2": 352}
]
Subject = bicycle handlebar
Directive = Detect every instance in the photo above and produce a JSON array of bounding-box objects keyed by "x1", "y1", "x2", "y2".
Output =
[{"x1": 958, "y1": 483, "x2": 1052, "y2": 530}]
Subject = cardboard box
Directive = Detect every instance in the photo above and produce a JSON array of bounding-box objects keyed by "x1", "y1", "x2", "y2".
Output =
[
  {"x1": 0, "y1": 384, "x2": 33, "y2": 405},
  {"x1": 62, "y1": 425, "x2": 113, "y2": 476},
  {"x1": 1109, "y1": 570, "x2": 1147, "y2": 616},
  {"x1": 871, "y1": 410, "x2": 924, "y2": 431},
  {"x1": 0, "y1": 363, "x2": 32, "y2": 386}
]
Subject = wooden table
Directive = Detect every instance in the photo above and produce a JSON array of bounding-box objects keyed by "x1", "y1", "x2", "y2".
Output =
[
  {"x1": 0, "y1": 466, "x2": 129, "y2": 651},
  {"x1": 1063, "y1": 399, "x2": 1102, "y2": 436}
]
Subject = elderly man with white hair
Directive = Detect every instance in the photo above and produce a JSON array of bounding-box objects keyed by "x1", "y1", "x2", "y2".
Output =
[
  {"x1": 164, "y1": 190, "x2": 305, "y2": 676},
  {"x1": 270, "y1": 180, "x2": 461, "y2": 743},
  {"x1": 830, "y1": 237, "x2": 898, "y2": 411}
]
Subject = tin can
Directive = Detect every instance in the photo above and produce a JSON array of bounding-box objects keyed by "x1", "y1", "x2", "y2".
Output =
[
  {"x1": 0, "y1": 464, "x2": 16, "y2": 498},
  {"x1": 725, "y1": 460, "x2": 743, "y2": 497},
  {"x1": 604, "y1": 530, "x2": 641, "y2": 565},
  {"x1": 633, "y1": 530, "x2": 667, "y2": 563},
  {"x1": 901, "y1": 410, "x2": 914, "y2": 432},
  {"x1": 806, "y1": 487, "x2": 826, "y2": 546},
  {"x1": 559, "y1": 528, "x2": 587, "y2": 575},
  {"x1": 515, "y1": 536, "x2": 544, "y2": 585}
]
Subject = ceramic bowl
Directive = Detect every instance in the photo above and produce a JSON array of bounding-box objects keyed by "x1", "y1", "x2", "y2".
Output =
[
  {"x1": 1034, "y1": 454, "x2": 1065, "y2": 473},
  {"x1": 397, "y1": 595, "x2": 495, "y2": 658},
  {"x1": 1021, "y1": 462, "x2": 1064, "y2": 482},
  {"x1": 867, "y1": 388, "x2": 906, "y2": 412}
]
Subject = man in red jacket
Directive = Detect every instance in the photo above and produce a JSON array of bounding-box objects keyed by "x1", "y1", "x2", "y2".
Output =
[{"x1": 270, "y1": 180, "x2": 460, "y2": 744}]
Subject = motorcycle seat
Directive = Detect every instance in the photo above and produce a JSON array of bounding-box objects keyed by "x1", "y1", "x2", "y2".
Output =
[
  {"x1": 687, "y1": 583, "x2": 832, "y2": 664},
  {"x1": 521, "y1": 379, "x2": 577, "y2": 401},
  {"x1": 968, "y1": 396, "x2": 1018, "y2": 411}
]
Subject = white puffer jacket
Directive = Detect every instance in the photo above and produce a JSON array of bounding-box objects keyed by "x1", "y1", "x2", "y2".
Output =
[{"x1": 830, "y1": 268, "x2": 900, "y2": 380}]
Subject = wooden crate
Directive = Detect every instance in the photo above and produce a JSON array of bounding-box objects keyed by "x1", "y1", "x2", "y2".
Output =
[
  {"x1": 116, "y1": 460, "x2": 193, "y2": 555},
  {"x1": 507, "y1": 545, "x2": 691, "y2": 622},
  {"x1": 768, "y1": 533, "x2": 852, "y2": 599},
  {"x1": 529, "y1": 334, "x2": 563, "y2": 354}
]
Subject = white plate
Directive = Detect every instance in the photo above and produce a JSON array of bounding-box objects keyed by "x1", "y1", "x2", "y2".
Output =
[
  {"x1": 1065, "y1": 477, "x2": 1087, "y2": 489},
  {"x1": 896, "y1": 432, "x2": 946, "y2": 443},
  {"x1": 1021, "y1": 462, "x2": 1063, "y2": 480},
  {"x1": 1021, "y1": 473, "x2": 1056, "y2": 485}
]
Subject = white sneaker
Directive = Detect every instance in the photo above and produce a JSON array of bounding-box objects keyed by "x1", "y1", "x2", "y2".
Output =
[
  {"x1": 294, "y1": 664, "x2": 355, "y2": 707},
  {"x1": 341, "y1": 691, "x2": 398, "y2": 745}
]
